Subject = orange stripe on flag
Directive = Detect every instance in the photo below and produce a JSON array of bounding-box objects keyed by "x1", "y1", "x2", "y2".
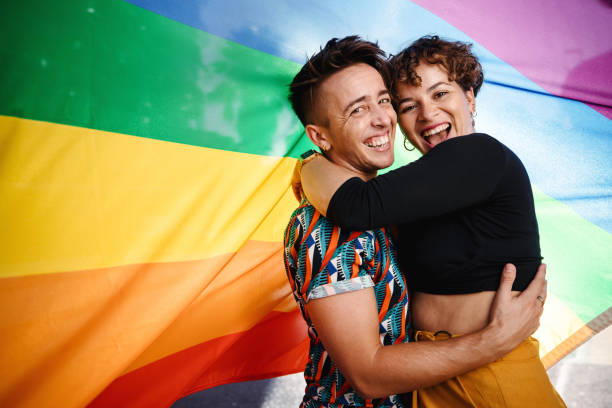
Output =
[
  {"x1": 88, "y1": 310, "x2": 308, "y2": 408},
  {"x1": 0, "y1": 240, "x2": 301, "y2": 407}
]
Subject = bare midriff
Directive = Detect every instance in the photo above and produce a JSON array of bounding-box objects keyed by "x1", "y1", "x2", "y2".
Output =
[{"x1": 412, "y1": 290, "x2": 521, "y2": 335}]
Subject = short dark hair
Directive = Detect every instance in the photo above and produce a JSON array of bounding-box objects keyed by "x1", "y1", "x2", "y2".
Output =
[
  {"x1": 289, "y1": 36, "x2": 389, "y2": 126},
  {"x1": 389, "y1": 35, "x2": 484, "y2": 99}
]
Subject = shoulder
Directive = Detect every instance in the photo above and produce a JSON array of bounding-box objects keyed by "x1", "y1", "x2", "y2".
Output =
[
  {"x1": 463, "y1": 134, "x2": 526, "y2": 169},
  {"x1": 284, "y1": 202, "x2": 376, "y2": 253},
  {"x1": 411, "y1": 133, "x2": 504, "y2": 168},
  {"x1": 439, "y1": 132, "x2": 503, "y2": 152},
  {"x1": 284, "y1": 203, "x2": 323, "y2": 252},
  {"x1": 284, "y1": 202, "x2": 336, "y2": 237},
  {"x1": 284, "y1": 204, "x2": 387, "y2": 300},
  {"x1": 432, "y1": 133, "x2": 506, "y2": 164},
  {"x1": 285, "y1": 202, "x2": 317, "y2": 234}
]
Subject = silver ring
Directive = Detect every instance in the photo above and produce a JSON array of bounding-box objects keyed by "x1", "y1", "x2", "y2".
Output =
[{"x1": 537, "y1": 295, "x2": 545, "y2": 307}]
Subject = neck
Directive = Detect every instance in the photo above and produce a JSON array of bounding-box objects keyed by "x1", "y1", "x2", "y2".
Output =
[
  {"x1": 362, "y1": 170, "x2": 377, "y2": 181},
  {"x1": 327, "y1": 153, "x2": 378, "y2": 181}
]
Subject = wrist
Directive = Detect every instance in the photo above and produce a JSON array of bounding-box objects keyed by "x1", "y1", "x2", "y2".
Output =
[{"x1": 478, "y1": 323, "x2": 510, "y2": 361}]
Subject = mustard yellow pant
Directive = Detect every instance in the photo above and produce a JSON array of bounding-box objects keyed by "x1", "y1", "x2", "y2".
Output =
[{"x1": 412, "y1": 331, "x2": 566, "y2": 408}]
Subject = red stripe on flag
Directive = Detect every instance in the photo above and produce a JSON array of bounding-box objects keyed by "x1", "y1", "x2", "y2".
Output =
[{"x1": 88, "y1": 310, "x2": 309, "y2": 407}]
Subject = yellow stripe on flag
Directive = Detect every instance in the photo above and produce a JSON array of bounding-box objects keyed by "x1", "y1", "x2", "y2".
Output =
[
  {"x1": 0, "y1": 115, "x2": 297, "y2": 278},
  {"x1": 535, "y1": 292, "x2": 586, "y2": 364}
]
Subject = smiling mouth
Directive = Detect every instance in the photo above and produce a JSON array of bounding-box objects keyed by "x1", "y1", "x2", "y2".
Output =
[
  {"x1": 422, "y1": 123, "x2": 451, "y2": 146},
  {"x1": 364, "y1": 134, "x2": 390, "y2": 150}
]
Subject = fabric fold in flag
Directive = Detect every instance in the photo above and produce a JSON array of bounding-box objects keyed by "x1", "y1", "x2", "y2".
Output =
[{"x1": 1, "y1": 0, "x2": 610, "y2": 407}]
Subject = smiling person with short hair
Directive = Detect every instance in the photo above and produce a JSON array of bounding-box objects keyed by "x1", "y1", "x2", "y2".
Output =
[
  {"x1": 284, "y1": 35, "x2": 550, "y2": 408},
  {"x1": 299, "y1": 35, "x2": 566, "y2": 407}
]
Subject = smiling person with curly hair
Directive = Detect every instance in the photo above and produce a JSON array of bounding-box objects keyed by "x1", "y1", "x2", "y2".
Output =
[{"x1": 299, "y1": 35, "x2": 566, "y2": 407}]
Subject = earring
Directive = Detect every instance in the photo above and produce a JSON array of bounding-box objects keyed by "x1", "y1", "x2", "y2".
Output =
[
  {"x1": 403, "y1": 138, "x2": 415, "y2": 151},
  {"x1": 471, "y1": 110, "x2": 477, "y2": 118}
]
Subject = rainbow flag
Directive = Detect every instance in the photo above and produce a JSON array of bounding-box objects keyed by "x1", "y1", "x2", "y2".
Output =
[{"x1": 1, "y1": 1, "x2": 610, "y2": 407}]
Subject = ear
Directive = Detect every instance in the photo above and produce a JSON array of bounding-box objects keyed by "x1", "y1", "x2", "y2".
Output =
[
  {"x1": 465, "y1": 87, "x2": 476, "y2": 113},
  {"x1": 305, "y1": 124, "x2": 332, "y2": 152}
]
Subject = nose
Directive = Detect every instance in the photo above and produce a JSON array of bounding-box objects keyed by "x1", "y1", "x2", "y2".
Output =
[
  {"x1": 371, "y1": 103, "x2": 394, "y2": 128},
  {"x1": 418, "y1": 101, "x2": 437, "y2": 122}
]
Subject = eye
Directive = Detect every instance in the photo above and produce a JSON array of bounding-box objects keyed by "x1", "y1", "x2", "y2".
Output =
[
  {"x1": 351, "y1": 105, "x2": 366, "y2": 115},
  {"x1": 400, "y1": 104, "x2": 416, "y2": 114},
  {"x1": 379, "y1": 97, "x2": 391, "y2": 104},
  {"x1": 434, "y1": 91, "x2": 448, "y2": 99}
]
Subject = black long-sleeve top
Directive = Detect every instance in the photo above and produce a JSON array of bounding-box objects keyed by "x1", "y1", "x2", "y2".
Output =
[{"x1": 326, "y1": 133, "x2": 541, "y2": 294}]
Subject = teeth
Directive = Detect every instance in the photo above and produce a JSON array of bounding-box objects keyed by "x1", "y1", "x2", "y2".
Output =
[
  {"x1": 365, "y1": 135, "x2": 389, "y2": 147},
  {"x1": 422, "y1": 123, "x2": 450, "y2": 138}
]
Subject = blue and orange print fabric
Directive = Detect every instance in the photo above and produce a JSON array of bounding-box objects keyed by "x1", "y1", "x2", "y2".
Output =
[{"x1": 283, "y1": 200, "x2": 410, "y2": 407}]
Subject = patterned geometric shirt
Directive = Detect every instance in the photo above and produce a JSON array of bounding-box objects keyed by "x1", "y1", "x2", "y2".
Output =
[{"x1": 283, "y1": 200, "x2": 411, "y2": 408}]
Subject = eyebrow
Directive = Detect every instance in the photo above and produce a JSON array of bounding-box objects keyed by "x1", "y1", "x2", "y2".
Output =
[
  {"x1": 397, "y1": 81, "x2": 451, "y2": 105},
  {"x1": 343, "y1": 89, "x2": 389, "y2": 115},
  {"x1": 427, "y1": 81, "x2": 451, "y2": 92}
]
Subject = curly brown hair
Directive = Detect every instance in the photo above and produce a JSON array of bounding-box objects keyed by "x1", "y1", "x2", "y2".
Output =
[{"x1": 389, "y1": 35, "x2": 483, "y2": 100}]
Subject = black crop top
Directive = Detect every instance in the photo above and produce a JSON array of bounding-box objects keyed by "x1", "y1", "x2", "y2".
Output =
[{"x1": 326, "y1": 133, "x2": 541, "y2": 294}]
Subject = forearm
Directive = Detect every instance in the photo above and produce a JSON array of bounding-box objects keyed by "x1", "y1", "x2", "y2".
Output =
[
  {"x1": 310, "y1": 289, "x2": 513, "y2": 399},
  {"x1": 344, "y1": 264, "x2": 546, "y2": 399},
  {"x1": 351, "y1": 325, "x2": 506, "y2": 398},
  {"x1": 301, "y1": 155, "x2": 361, "y2": 215},
  {"x1": 309, "y1": 265, "x2": 545, "y2": 400},
  {"x1": 324, "y1": 134, "x2": 505, "y2": 229}
]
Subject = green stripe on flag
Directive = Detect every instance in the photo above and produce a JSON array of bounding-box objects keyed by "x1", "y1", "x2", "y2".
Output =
[
  {"x1": 534, "y1": 187, "x2": 612, "y2": 322},
  {"x1": 0, "y1": 0, "x2": 311, "y2": 157}
]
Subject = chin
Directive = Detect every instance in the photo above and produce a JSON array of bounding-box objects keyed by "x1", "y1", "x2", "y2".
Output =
[
  {"x1": 415, "y1": 143, "x2": 429, "y2": 154},
  {"x1": 377, "y1": 156, "x2": 395, "y2": 170}
]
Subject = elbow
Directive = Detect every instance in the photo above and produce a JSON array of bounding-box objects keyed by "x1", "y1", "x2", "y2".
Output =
[
  {"x1": 351, "y1": 382, "x2": 380, "y2": 400},
  {"x1": 331, "y1": 344, "x2": 396, "y2": 399},
  {"x1": 343, "y1": 358, "x2": 389, "y2": 399},
  {"x1": 330, "y1": 213, "x2": 370, "y2": 231},
  {"x1": 350, "y1": 375, "x2": 388, "y2": 400},
  {"x1": 327, "y1": 200, "x2": 372, "y2": 231},
  {"x1": 333, "y1": 204, "x2": 377, "y2": 231}
]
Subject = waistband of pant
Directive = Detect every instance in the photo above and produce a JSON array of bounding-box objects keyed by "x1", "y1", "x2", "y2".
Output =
[
  {"x1": 414, "y1": 329, "x2": 459, "y2": 341},
  {"x1": 414, "y1": 330, "x2": 540, "y2": 360}
]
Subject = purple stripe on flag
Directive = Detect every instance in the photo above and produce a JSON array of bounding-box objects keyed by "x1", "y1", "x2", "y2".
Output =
[{"x1": 413, "y1": 0, "x2": 612, "y2": 119}]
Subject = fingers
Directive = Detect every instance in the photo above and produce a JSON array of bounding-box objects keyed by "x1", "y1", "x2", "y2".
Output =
[
  {"x1": 496, "y1": 263, "x2": 517, "y2": 297},
  {"x1": 538, "y1": 264, "x2": 548, "y2": 302},
  {"x1": 536, "y1": 295, "x2": 545, "y2": 307},
  {"x1": 292, "y1": 181, "x2": 303, "y2": 202},
  {"x1": 489, "y1": 264, "x2": 516, "y2": 322},
  {"x1": 488, "y1": 264, "x2": 546, "y2": 344},
  {"x1": 538, "y1": 279, "x2": 548, "y2": 306},
  {"x1": 291, "y1": 161, "x2": 304, "y2": 202},
  {"x1": 520, "y1": 263, "x2": 547, "y2": 301}
]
